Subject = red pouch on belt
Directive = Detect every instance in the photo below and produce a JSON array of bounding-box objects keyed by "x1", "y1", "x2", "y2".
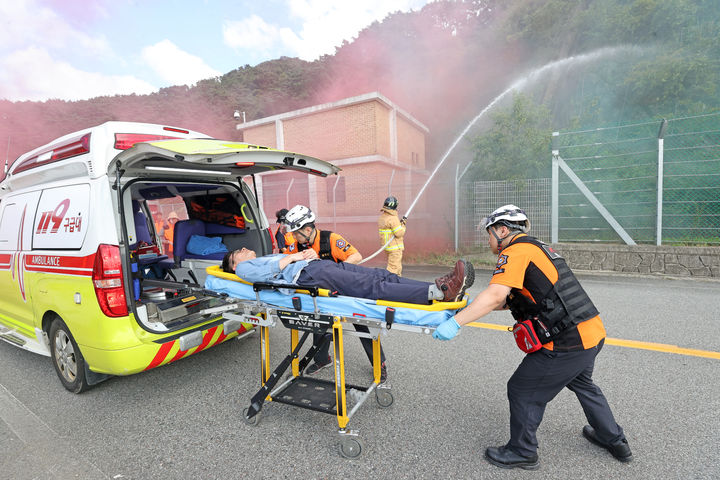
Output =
[{"x1": 512, "y1": 319, "x2": 543, "y2": 354}]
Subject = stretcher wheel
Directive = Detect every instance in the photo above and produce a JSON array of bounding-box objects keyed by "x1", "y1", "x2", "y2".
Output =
[
  {"x1": 376, "y1": 389, "x2": 394, "y2": 408},
  {"x1": 243, "y1": 407, "x2": 261, "y2": 426},
  {"x1": 339, "y1": 436, "x2": 363, "y2": 459}
]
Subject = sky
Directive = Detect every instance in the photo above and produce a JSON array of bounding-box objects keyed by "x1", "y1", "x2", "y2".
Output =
[{"x1": 0, "y1": 0, "x2": 432, "y2": 102}]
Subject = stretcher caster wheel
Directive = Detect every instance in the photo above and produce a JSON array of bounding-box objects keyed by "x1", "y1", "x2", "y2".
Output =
[
  {"x1": 339, "y1": 436, "x2": 363, "y2": 459},
  {"x1": 376, "y1": 388, "x2": 394, "y2": 408},
  {"x1": 243, "y1": 407, "x2": 261, "y2": 426}
]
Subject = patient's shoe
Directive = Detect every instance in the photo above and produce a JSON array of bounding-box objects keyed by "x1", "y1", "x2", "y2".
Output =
[
  {"x1": 435, "y1": 260, "x2": 475, "y2": 302},
  {"x1": 306, "y1": 356, "x2": 332, "y2": 375}
]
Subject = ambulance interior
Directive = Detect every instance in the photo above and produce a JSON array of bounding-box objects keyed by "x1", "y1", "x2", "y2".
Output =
[{"x1": 123, "y1": 180, "x2": 267, "y2": 332}]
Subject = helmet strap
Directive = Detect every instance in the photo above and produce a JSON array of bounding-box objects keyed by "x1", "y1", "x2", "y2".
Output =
[
  {"x1": 297, "y1": 226, "x2": 316, "y2": 246},
  {"x1": 490, "y1": 226, "x2": 521, "y2": 253}
]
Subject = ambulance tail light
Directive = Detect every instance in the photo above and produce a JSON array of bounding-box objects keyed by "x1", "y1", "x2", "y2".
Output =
[
  {"x1": 12, "y1": 133, "x2": 91, "y2": 174},
  {"x1": 92, "y1": 244, "x2": 128, "y2": 317},
  {"x1": 52, "y1": 133, "x2": 91, "y2": 160},
  {"x1": 114, "y1": 134, "x2": 181, "y2": 150}
]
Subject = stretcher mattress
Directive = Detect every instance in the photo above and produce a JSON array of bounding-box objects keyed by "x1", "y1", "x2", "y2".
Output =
[{"x1": 204, "y1": 269, "x2": 463, "y2": 327}]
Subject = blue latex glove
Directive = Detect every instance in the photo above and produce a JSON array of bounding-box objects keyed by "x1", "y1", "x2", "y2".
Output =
[{"x1": 433, "y1": 317, "x2": 460, "y2": 340}]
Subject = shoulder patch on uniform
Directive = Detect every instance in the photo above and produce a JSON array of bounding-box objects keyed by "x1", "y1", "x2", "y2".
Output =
[
  {"x1": 493, "y1": 254, "x2": 508, "y2": 275},
  {"x1": 336, "y1": 239, "x2": 346, "y2": 249},
  {"x1": 541, "y1": 243, "x2": 562, "y2": 259}
]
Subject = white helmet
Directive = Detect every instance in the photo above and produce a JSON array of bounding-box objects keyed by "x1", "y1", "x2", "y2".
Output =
[
  {"x1": 480, "y1": 204, "x2": 530, "y2": 233},
  {"x1": 284, "y1": 205, "x2": 316, "y2": 232}
]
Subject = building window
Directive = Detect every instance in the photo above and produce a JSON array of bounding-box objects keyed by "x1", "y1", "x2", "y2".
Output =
[{"x1": 327, "y1": 176, "x2": 346, "y2": 203}]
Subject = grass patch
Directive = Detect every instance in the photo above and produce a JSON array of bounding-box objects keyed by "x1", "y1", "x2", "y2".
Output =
[{"x1": 404, "y1": 248, "x2": 498, "y2": 268}]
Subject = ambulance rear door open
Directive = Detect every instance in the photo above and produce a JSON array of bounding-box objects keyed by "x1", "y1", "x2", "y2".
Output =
[{"x1": 107, "y1": 139, "x2": 340, "y2": 333}]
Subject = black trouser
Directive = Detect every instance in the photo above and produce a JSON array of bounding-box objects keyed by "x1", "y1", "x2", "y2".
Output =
[
  {"x1": 298, "y1": 260, "x2": 430, "y2": 304},
  {"x1": 506, "y1": 339, "x2": 625, "y2": 457},
  {"x1": 312, "y1": 328, "x2": 386, "y2": 366}
]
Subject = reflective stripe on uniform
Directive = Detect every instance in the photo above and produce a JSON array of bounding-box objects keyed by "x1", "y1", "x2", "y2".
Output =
[{"x1": 379, "y1": 228, "x2": 403, "y2": 251}]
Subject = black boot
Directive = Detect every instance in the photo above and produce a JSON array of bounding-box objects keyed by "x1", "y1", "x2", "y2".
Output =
[
  {"x1": 484, "y1": 445, "x2": 539, "y2": 470},
  {"x1": 583, "y1": 425, "x2": 633, "y2": 462}
]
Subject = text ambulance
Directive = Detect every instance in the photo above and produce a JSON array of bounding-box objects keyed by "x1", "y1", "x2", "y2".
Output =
[{"x1": 0, "y1": 121, "x2": 339, "y2": 392}]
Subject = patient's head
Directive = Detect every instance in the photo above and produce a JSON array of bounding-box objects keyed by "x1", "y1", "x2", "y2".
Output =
[{"x1": 222, "y1": 247, "x2": 257, "y2": 273}]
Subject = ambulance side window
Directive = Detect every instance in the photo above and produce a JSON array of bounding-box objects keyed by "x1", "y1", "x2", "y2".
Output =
[
  {"x1": 0, "y1": 191, "x2": 41, "y2": 251},
  {"x1": 0, "y1": 202, "x2": 23, "y2": 250}
]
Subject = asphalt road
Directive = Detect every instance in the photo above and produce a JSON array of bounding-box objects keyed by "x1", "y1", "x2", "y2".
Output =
[{"x1": 1, "y1": 265, "x2": 719, "y2": 479}]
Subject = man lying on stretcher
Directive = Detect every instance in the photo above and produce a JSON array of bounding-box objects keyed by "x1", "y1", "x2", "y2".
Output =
[{"x1": 222, "y1": 248, "x2": 475, "y2": 304}]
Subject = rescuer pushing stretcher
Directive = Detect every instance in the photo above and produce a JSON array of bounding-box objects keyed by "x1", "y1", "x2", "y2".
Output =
[{"x1": 433, "y1": 204, "x2": 632, "y2": 469}]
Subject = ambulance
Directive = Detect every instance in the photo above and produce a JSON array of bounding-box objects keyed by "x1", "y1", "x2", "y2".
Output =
[{"x1": 0, "y1": 121, "x2": 338, "y2": 392}]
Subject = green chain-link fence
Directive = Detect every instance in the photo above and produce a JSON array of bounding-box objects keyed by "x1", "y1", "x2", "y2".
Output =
[
  {"x1": 459, "y1": 112, "x2": 720, "y2": 249},
  {"x1": 552, "y1": 112, "x2": 720, "y2": 245}
]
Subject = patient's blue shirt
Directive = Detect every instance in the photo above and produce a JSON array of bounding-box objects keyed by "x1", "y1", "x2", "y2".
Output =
[{"x1": 234, "y1": 254, "x2": 308, "y2": 284}]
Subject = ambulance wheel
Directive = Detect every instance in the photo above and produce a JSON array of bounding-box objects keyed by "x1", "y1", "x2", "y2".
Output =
[
  {"x1": 243, "y1": 407, "x2": 261, "y2": 426},
  {"x1": 339, "y1": 436, "x2": 363, "y2": 459},
  {"x1": 49, "y1": 317, "x2": 90, "y2": 393},
  {"x1": 376, "y1": 389, "x2": 394, "y2": 408}
]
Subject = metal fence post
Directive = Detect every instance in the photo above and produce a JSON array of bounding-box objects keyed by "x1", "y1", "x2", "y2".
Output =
[
  {"x1": 455, "y1": 163, "x2": 459, "y2": 252},
  {"x1": 551, "y1": 132, "x2": 559, "y2": 243},
  {"x1": 656, "y1": 119, "x2": 667, "y2": 246},
  {"x1": 333, "y1": 175, "x2": 340, "y2": 232},
  {"x1": 285, "y1": 178, "x2": 294, "y2": 209},
  {"x1": 455, "y1": 162, "x2": 472, "y2": 252}
]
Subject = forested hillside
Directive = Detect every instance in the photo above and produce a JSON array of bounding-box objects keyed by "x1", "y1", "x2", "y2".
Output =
[{"x1": 2, "y1": 0, "x2": 718, "y2": 178}]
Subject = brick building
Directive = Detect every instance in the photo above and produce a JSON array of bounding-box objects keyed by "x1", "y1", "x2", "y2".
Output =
[{"x1": 236, "y1": 92, "x2": 453, "y2": 260}]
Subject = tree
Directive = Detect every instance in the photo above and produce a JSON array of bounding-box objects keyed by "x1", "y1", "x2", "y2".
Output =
[{"x1": 468, "y1": 93, "x2": 552, "y2": 180}]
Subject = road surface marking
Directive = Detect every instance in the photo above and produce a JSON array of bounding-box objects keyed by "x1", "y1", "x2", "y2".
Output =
[{"x1": 467, "y1": 322, "x2": 720, "y2": 359}]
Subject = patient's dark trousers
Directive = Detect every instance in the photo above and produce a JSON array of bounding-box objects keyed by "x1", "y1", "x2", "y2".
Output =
[
  {"x1": 297, "y1": 260, "x2": 431, "y2": 304},
  {"x1": 507, "y1": 339, "x2": 625, "y2": 457},
  {"x1": 297, "y1": 261, "x2": 429, "y2": 366}
]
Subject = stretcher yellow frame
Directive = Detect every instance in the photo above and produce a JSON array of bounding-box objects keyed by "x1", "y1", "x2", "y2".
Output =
[
  {"x1": 205, "y1": 265, "x2": 467, "y2": 310},
  {"x1": 205, "y1": 264, "x2": 465, "y2": 456}
]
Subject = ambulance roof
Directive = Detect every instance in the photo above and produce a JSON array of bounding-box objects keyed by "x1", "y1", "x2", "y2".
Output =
[{"x1": 3, "y1": 122, "x2": 211, "y2": 186}]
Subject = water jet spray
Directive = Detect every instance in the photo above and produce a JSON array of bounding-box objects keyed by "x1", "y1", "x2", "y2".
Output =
[{"x1": 360, "y1": 46, "x2": 646, "y2": 263}]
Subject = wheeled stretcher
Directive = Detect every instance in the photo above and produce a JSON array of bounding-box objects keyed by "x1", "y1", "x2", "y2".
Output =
[{"x1": 204, "y1": 265, "x2": 466, "y2": 458}]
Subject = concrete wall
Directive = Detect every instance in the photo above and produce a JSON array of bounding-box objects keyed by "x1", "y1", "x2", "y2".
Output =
[{"x1": 554, "y1": 244, "x2": 720, "y2": 278}]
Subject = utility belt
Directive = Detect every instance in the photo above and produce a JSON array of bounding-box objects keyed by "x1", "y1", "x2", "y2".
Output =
[
  {"x1": 511, "y1": 316, "x2": 556, "y2": 354},
  {"x1": 507, "y1": 291, "x2": 573, "y2": 353}
]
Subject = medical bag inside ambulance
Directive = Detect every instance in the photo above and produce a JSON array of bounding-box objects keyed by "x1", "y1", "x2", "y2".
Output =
[{"x1": 0, "y1": 121, "x2": 338, "y2": 393}]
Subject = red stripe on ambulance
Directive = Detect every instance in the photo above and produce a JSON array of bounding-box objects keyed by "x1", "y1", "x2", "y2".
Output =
[
  {"x1": 143, "y1": 325, "x2": 237, "y2": 371},
  {"x1": 145, "y1": 340, "x2": 175, "y2": 371},
  {"x1": 194, "y1": 326, "x2": 219, "y2": 354},
  {"x1": 23, "y1": 253, "x2": 95, "y2": 276},
  {"x1": 0, "y1": 253, "x2": 11, "y2": 269}
]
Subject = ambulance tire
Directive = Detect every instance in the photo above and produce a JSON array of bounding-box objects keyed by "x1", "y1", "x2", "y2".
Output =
[{"x1": 49, "y1": 317, "x2": 90, "y2": 394}]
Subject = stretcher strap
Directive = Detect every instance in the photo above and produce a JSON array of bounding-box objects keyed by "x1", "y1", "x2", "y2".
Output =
[
  {"x1": 246, "y1": 331, "x2": 310, "y2": 420},
  {"x1": 385, "y1": 307, "x2": 395, "y2": 329},
  {"x1": 252, "y1": 281, "x2": 321, "y2": 296}
]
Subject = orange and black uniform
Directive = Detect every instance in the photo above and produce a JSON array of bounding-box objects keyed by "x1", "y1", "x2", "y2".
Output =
[
  {"x1": 286, "y1": 229, "x2": 385, "y2": 366},
  {"x1": 274, "y1": 226, "x2": 289, "y2": 253},
  {"x1": 490, "y1": 234, "x2": 626, "y2": 457},
  {"x1": 285, "y1": 230, "x2": 359, "y2": 262}
]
